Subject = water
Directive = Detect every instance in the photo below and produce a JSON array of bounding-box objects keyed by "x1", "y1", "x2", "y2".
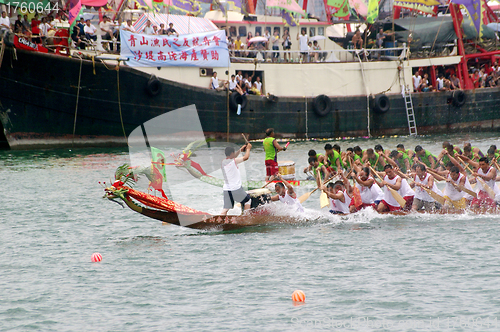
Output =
[{"x1": 2, "y1": 133, "x2": 500, "y2": 331}]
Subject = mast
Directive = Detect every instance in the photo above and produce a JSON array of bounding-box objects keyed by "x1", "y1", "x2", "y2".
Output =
[{"x1": 449, "y1": 3, "x2": 473, "y2": 89}]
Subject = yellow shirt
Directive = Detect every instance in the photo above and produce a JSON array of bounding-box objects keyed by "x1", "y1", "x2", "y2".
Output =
[{"x1": 235, "y1": 40, "x2": 242, "y2": 50}]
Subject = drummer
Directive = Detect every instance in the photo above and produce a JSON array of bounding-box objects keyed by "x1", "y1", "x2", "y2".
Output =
[
  {"x1": 263, "y1": 128, "x2": 287, "y2": 181},
  {"x1": 270, "y1": 174, "x2": 304, "y2": 212}
]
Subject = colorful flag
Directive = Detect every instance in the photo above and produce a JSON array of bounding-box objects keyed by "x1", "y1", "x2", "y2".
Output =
[
  {"x1": 332, "y1": 0, "x2": 350, "y2": 17},
  {"x1": 151, "y1": 147, "x2": 167, "y2": 181},
  {"x1": 267, "y1": 0, "x2": 306, "y2": 16},
  {"x1": 68, "y1": 0, "x2": 82, "y2": 27},
  {"x1": 450, "y1": 0, "x2": 484, "y2": 37},
  {"x1": 394, "y1": 0, "x2": 439, "y2": 6},
  {"x1": 366, "y1": 0, "x2": 378, "y2": 23},
  {"x1": 281, "y1": 10, "x2": 299, "y2": 26}
]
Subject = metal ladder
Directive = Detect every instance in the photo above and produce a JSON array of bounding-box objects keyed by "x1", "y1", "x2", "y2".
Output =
[
  {"x1": 399, "y1": 63, "x2": 417, "y2": 136},
  {"x1": 403, "y1": 88, "x2": 418, "y2": 136}
]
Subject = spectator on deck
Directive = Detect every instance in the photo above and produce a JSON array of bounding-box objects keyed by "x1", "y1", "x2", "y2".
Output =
[
  {"x1": 272, "y1": 31, "x2": 280, "y2": 62},
  {"x1": 234, "y1": 35, "x2": 242, "y2": 57},
  {"x1": 14, "y1": 15, "x2": 23, "y2": 34},
  {"x1": 39, "y1": 17, "x2": 51, "y2": 45},
  {"x1": 100, "y1": 15, "x2": 116, "y2": 50},
  {"x1": 413, "y1": 71, "x2": 421, "y2": 92},
  {"x1": 252, "y1": 76, "x2": 263, "y2": 95},
  {"x1": 0, "y1": 11, "x2": 11, "y2": 37},
  {"x1": 312, "y1": 40, "x2": 323, "y2": 62},
  {"x1": 229, "y1": 75, "x2": 244, "y2": 95},
  {"x1": 84, "y1": 19, "x2": 97, "y2": 42},
  {"x1": 158, "y1": 23, "x2": 167, "y2": 35},
  {"x1": 376, "y1": 28, "x2": 395, "y2": 48},
  {"x1": 166, "y1": 23, "x2": 179, "y2": 37},
  {"x1": 210, "y1": 72, "x2": 227, "y2": 91},
  {"x1": 31, "y1": 13, "x2": 41, "y2": 42},
  {"x1": 352, "y1": 29, "x2": 362, "y2": 49},
  {"x1": 450, "y1": 73, "x2": 461, "y2": 90},
  {"x1": 143, "y1": 20, "x2": 154, "y2": 35},
  {"x1": 282, "y1": 29, "x2": 291, "y2": 62},
  {"x1": 121, "y1": 19, "x2": 136, "y2": 33},
  {"x1": 71, "y1": 24, "x2": 85, "y2": 49},
  {"x1": 297, "y1": 28, "x2": 309, "y2": 62}
]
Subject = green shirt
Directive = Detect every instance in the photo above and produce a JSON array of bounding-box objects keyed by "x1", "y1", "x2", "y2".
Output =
[
  {"x1": 263, "y1": 137, "x2": 276, "y2": 161},
  {"x1": 368, "y1": 151, "x2": 383, "y2": 171},
  {"x1": 327, "y1": 150, "x2": 344, "y2": 170},
  {"x1": 395, "y1": 152, "x2": 411, "y2": 173},
  {"x1": 419, "y1": 150, "x2": 438, "y2": 168}
]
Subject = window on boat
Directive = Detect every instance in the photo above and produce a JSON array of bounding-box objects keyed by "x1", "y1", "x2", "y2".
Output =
[
  {"x1": 238, "y1": 26, "x2": 246, "y2": 37},
  {"x1": 255, "y1": 26, "x2": 262, "y2": 36},
  {"x1": 318, "y1": 27, "x2": 324, "y2": 36},
  {"x1": 309, "y1": 27, "x2": 316, "y2": 37},
  {"x1": 229, "y1": 26, "x2": 237, "y2": 37},
  {"x1": 273, "y1": 27, "x2": 280, "y2": 36}
]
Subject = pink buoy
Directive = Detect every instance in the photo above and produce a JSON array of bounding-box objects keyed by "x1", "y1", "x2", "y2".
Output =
[{"x1": 91, "y1": 253, "x2": 102, "y2": 262}]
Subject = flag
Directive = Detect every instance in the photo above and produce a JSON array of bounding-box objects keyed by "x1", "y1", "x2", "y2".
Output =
[
  {"x1": 68, "y1": 0, "x2": 82, "y2": 26},
  {"x1": 451, "y1": 0, "x2": 484, "y2": 37},
  {"x1": 366, "y1": 0, "x2": 378, "y2": 23},
  {"x1": 394, "y1": 0, "x2": 439, "y2": 6},
  {"x1": 331, "y1": 0, "x2": 350, "y2": 17},
  {"x1": 281, "y1": 10, "x2": 299, "y2": 26},
  {"x1": 267, "y1": 0, "x2": 306, "y2": 16},
  {"x1": 151, "y1": 147, "x2": 167, "y2": 181}
]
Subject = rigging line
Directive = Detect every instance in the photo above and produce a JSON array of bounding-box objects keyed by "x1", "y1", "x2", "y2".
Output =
[
  {"x1": 356, "y1": 51, "x2": 371, "y2": 138},
  {"x1": 72, "y1": 55, "x2": 83, "y2": 148},
  {"x1": 117, "y1": 63, "x2": 127, "y2": 140},
  {"x1": 429, "y1": 5, "x2": 450, "y2": 57}
]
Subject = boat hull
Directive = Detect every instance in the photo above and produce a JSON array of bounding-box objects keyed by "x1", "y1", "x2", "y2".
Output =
[{"x1": 1, "y1": 48, "x2": 500, "y2": 149}]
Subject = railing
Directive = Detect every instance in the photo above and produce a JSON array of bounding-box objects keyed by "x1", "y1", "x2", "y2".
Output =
[{"x1": 230, "y1": 44, "x2": 408, "y2": 63}]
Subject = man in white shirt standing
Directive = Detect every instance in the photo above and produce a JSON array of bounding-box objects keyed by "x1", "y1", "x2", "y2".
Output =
[
  {"x1": 99, "y1": 15, "x2": 115, "y2": 50},
  {"x1": 221, "y1": 143, "x2": 252, "y2": 216},
  {"x1": 413, "y1": 71, "x2": 421, "y2": 92},
  {"x1": 297, "y1": 28, "x2": 308, "y2": 63},
  {"x1": 121, "y1": 19, "x2": 136, "y2": 33},
  {"x1": 143, "y1": 20, "x2": 154, "y2": 35}
]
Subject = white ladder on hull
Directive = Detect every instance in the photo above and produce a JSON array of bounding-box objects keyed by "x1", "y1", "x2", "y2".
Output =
[{"x1": 403, "y1": 88, "x2": 418, "y2": 136}]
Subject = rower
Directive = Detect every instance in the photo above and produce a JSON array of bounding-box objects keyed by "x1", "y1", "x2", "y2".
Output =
[
  {"x1": 322, "y1": 177, "x2": 352, "y2": 215},
  {"x1": 263, "y1": 128, "x2": 286, "y2": 181},
  {"x1": 363, "y1": 148, "x2": 386, "y2": 171},
  {"x1": 353, "y1": 146, "x2": 364, "y2": 165},
  {"x1": 414, "y1": 145, "x2": 438, "y2": 170},
  {"x1": 397, "y1": 144, "x2": 414, "y2": 159},
  {"x1": 270, "y1": 174, "x2": 304, "y2": 212},
  {"x1": 375, "y1": 164, "x2": 415, "y2": 212},
  {"x1": 463, "y1": 143, "x2": 484, "y2": 160},
  {"x1": 303, "y1": 149, "x2": 325, "y2": 175},
  {"x1": 386, "y1": 150, "x2": 411, "y2": 173},
  {"x1": 304, "y1": 156, "x2": 330, "y2": 184},
  {"x1": 443, "y1": 166, "x2": 474, "y2": 209},
  {"x1": 437, "y1": 142, "x2": 462, "y2": 170},
  {"x1": 411, "y1": 164, "x2": 443, "y2": 211},
  {"x1": 221, "y1": 144, "x2": 252, "y2": 216},
  {"x1": 324, "y1": 143, "x2": 344, "y2": 172},
  {"x1": 464, "y1": 156, "x2": 500, "y2": 208},
  {"x1": 351, "y1": 165, "x2": 384, "y2": 210},
  {"x1": 374, "y1": 144, "x2": 390, "y2": 158}
]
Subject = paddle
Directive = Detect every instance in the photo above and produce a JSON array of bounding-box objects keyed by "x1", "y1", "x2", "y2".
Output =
[
  {"x1": 298, "y1": 174, "x2": 337, "y2": 203},
  {"x1": 369, "y1": 166, "x2": 406, "y2": 207},
  {"x1": 241, "y1": 133, "x2": 250, "y2": 145},
  {"x1": 320, "y1": 169, "x2": 352, "y2": 209},
  {"x1": 396, "y1": 170, "x2": 446, "y2": 205},
  {"x1": 426, "y1": 168, "x2": 477, "y2": 198},
  {"x1": 457, "y1": 156, "x2": 496, "y2": 200}
]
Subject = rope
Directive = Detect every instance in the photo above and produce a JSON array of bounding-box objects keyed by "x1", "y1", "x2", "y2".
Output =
[
  {"x1": 92, "y1": 55, "x2": 96, "y2": 75},
  {"x1": 356, "y1": 51, "x2": 371, "y2": 137},
  {"x1": 430, "y1": 6, "x2": 450, "y2": 57},
  {"x1": 72, "y1": 56, "x2": 83, "y2": 148},
  {"x1": 117, "y1": 63, "x2": 127, "y2": 140}
]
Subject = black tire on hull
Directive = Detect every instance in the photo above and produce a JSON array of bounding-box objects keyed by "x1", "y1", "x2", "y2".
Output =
[
  {"x1": 146, "y1": 76, "x2": 161, "y2": 96},
  {"x1": 313, "y1": 94, "x2": 332, "y2": 117},
  {"x1": 452, "y1": 90, "x2": 466, "y2": 107},
  {"x1": 229, "y1": 92, "x2": 248, "y2": 112},
  {"x1": 372, "y1": 94, "x2": 390, "y2": 113}
]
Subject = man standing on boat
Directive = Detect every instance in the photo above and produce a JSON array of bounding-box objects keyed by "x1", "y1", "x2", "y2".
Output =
[
  {"x1": 297, "y1": 29, "x2": 308, "y2": 62},
  {"x1": 270, "y1": 174, "x2": 304, "y2": 212},
  {"x1": 263, "y1": 128, "x2": 286, "y2": 181},
  {"x1": 221, "y1": 143, "x2": 252, "y2": 216}
]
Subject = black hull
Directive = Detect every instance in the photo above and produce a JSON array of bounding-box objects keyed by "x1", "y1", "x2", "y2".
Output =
[{"x1": 1, "y1": 48, "x2": 500, "y2": 149}]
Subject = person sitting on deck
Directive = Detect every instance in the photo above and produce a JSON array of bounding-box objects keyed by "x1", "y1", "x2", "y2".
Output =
[
  {"x1": 83, "y1": 19, "x2": 97, "y2": 42},
  {"x1": 270, "y1": 174, "x2": 304, "y2": 212},
  {"x1": 352, "y1": 29, "x2": 362, "y2": 49},
  {"x1": 228, "y1": 75, "x2": 244, "y2": 95},
  {"x1": 221, "y1": 143, "x2": 252, "y2": 216},
  {"x1": 251, "y1": 76, "x2": 263, "y2": 95},
  {"x1": 209, "y1": 72, "x2": 227, "y2": 91}
]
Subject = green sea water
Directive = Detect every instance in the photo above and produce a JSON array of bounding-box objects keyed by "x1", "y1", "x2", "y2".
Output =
[{"x1": 2, "y1": 132, "x2": 500, "y2": 331}]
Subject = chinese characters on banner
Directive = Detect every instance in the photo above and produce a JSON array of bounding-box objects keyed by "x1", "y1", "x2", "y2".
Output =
[{"x1": 120, "y1": 30, "x2": 229, "y2": 67}]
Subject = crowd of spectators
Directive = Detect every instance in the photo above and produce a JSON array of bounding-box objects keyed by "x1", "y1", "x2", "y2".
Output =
[{"x1": 210, "y1": 70, "x2": 264, "y2": 96}]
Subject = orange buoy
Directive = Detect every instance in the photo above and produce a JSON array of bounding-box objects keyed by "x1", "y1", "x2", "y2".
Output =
[
  {"x1": 292, "y1": 290, "x2": 305, "y2": 302},
  {"x1": 91, "y1": 253, "x2": 102, "y2": 262}
]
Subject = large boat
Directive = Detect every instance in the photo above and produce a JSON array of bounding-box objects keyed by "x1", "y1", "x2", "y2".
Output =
[{"x1": 1, "y1": 3, "x2": 500, "y2": 150}]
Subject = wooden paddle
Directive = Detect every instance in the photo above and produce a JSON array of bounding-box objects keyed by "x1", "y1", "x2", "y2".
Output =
[
  {"x1": 457, "y1": 157, "x2": 496, "y2": 200},
  {"x1": 396, "y1": 170, "x2": 446, "y2": 205},
  {"x1": 241, "y1": 133, "x2": 250, "y2": 144},
  {"x1": 320, "y1": 169, "x2": 352, "y2": 209},
  {"x1": 369, "y1": 166, "x2": 406, "y2": 207},
  {"x1": 298, "y1": 174, "x2": 337, "y2": 203},
  {"x1": 426, "y1": 168, "x2": 477, "y2": 198}
]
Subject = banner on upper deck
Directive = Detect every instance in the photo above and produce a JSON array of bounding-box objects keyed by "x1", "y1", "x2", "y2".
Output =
[{"x1": 120, "y1": 30, "x2": 229, "y2": 67}]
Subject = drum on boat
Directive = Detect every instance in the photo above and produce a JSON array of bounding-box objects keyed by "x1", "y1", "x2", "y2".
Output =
[
  {"x1": 247, "y1": 188, "x2": 271, "y2": 209},
  {"x1": 278, "y1": 160, "x2": 296, "y2": 180}
]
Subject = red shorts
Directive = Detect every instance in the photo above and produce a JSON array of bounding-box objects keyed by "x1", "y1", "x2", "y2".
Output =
[
  {"x1": 265, "y1": 160, "x2": 279, "y2": 177},
  {"x1": 471, "y1": 191, "x2": 496, "y2": 208},
  {"x1": 350, "y1": 202, "x2": 376, "y2": 212},
  {"x1": 380, "y1": 196, "x2": 414, "y2": 211}
]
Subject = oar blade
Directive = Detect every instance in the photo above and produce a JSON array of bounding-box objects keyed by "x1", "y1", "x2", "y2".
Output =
[
  {"x1": 389, "y1": 187, "x2": 407, "y2": 207},
  {"x1": 320, "y1": 192, "x2": 329, "y2": 209},
  {"x1": 298, "y1": 191, "x2": 312, "y2": 203}
]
